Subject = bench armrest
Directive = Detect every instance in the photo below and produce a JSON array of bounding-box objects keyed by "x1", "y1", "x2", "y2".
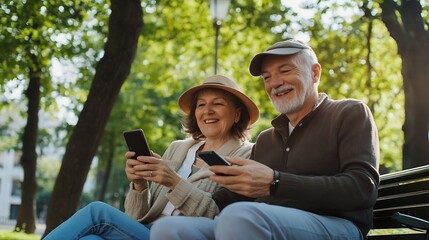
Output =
[{"x1": 392, "y1": 212, "x2": 429, "y2": 230}]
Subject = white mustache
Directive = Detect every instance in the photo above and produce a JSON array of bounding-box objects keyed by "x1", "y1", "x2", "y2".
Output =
[{"x1": 271, "y1": 86, "x2": 293, "y2": 95}]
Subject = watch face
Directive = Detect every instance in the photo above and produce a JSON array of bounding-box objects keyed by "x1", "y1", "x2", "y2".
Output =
[
  {"x1": 270, "y1": 170, "x2": 280, "y2": 195},
  {"x1": 273, "y1": 170, "x2": 280, "y2": 182}
]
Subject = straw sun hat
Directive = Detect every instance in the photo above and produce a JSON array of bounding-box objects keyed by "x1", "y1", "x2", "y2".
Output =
[{"x1": 178, "y1": 75, "x2": 259, "y2": 125}]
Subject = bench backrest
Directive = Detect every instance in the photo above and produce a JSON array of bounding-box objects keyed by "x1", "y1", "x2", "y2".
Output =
[{"x1": 369, "y1": 165, "x2": 429, "y2": 240}]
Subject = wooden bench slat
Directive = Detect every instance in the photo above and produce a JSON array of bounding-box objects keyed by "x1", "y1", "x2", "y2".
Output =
[
  {"x1": 378, "y1": 181, "x2": 429, "y2": 197},
  {"x1": 379, "y1": 165, "x2": 429, "y2": 184},
  {"x1": 375, "y1": 192, "x2": 429, "y2": 209}
]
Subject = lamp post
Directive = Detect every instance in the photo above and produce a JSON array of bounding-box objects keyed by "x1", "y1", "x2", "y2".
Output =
[{"x1": 210, "y1": 0, "x2": 230, "y2": 74}]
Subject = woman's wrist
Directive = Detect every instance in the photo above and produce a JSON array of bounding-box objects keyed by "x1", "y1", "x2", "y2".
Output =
[
  {"x1": 168, "y1": 175, "x2": 181, "y2": 190},
  {"x1": 133, "y1": 182, "x2": 147, "y2": 191}
]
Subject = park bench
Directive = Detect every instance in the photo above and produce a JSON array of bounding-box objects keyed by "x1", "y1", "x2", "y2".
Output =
[{"x1": 368, "y1": 164, "x2": 429, "y2": 240}]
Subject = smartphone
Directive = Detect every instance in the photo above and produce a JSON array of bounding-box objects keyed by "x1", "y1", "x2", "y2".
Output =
[
  {"x1": 199, "y1": 151, "x2": 231, "y2": 166},
  {"x1": 123, "y1": 129, "x2": 152, "y2": 158}
]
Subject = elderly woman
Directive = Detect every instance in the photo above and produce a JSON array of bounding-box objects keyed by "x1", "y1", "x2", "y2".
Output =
[{"x1": 43, "y1": 75, "x2": 259, "y2": 240}]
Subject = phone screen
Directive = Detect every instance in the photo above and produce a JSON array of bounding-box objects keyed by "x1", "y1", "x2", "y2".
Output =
[
  {"x1": 199, "y1": 151, "x2": 231, "y2": 166},
  {"x1": 123, "y1": 129, "x2": 151, "y2": 157}
]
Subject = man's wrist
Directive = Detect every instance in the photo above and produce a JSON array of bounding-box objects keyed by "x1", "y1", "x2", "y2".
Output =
[{"x1": 270, "y1": 170, "x2": 280, "y2": 196}]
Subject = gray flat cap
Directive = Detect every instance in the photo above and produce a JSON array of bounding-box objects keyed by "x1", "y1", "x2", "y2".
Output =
[{"x1": 249, "y1": 40, "x2": 311, "y2": 76}]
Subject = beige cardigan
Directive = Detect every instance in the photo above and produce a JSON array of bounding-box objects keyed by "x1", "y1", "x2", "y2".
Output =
[{"x1": 124, "y1": 137, "x2": 253, "y2": 224}]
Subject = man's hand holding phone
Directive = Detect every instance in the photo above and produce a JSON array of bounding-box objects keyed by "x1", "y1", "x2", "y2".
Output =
[
  {"x1": 210, "y1": 157, "x2": 276, "y2": 198},
  {"x1": 199, "y1": 151, "x2": 233, "y2": 176}
]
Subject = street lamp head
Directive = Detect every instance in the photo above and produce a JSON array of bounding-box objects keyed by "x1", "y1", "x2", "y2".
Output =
[{"x1": 210, "y1": 0, "x2": 231, "y2": 23}]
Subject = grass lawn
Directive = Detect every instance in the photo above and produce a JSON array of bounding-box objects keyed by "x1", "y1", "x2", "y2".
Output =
[{"x1": 0, "y1": 230, "x2": 41, "y2": 240}]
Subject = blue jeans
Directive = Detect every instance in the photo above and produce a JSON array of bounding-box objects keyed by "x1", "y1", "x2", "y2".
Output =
[
  {"x1": 151, "y1": 202, "x2": 363, "y2": 240},
  {"x1": 43, "y1": 201, "x2": 150, "y2": 240}
]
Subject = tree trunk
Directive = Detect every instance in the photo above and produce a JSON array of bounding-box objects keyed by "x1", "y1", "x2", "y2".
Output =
[
  {"x1": 380, "y1": 0, "x2": 429, "y2": 169},
  {"x1": 97, "y1": 136, "x2": 115, "y2": 201},
  {"x1": 14, "y1": 52, "x2": 41, "y2": 234},
  {"x1": 43, "y1": 0, "x2": 143, "y2": 236},
  {"x1": 401, "y1": 39, "x2": 429, "y2": 168}
]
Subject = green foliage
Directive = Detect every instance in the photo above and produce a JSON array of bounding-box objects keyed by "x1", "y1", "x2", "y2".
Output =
[
  {"x1": 0, "y1": 230, "x2": 40, "y2": 240},
  {"x1": 3, "y1": 0, "x2": 426, "y2": 203},
  {"x1": 35, "y1": 159, "x2": 60, "y2": 218},
  {"x1": 303, "y1": 0, "x2": 409, "y2": 171},
  {"x1": 0, "y1": 125, "x2": 19, "y2": 152},
  {"x1": 0, "y1": 0, "x2": 108, "y2": 152},
  {"x1": 36, "y1": 157, "x2": 97, "y2": 214},
  {"x1": 1, "y1": 0, "x2": 84, "y2": 95},
  {"x1": 79, "y1": 192, "x2": 96, "y2": 209},
  {"x1": 368, "y1": 228, "x2": 423, "y2": 237}
]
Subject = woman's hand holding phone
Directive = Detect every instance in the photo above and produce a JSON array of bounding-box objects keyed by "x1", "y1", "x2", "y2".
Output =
[
  {"x1": 123, "y1": 129, "x2": 181, "y2": 190},
  {"x1": 125, "y1": 152, "x2": 149, "y2": 191},
  {"x1": 125, "y1": 151, "x2": 181, "y2": 190},
  {"x1": 123, "y1": 129, "x2": 154, "y2": 190}
]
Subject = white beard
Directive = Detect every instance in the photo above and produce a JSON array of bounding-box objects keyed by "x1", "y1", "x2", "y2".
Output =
[
  {"x1": 270, "y1": 78, "x2": 314, "y2": 115},
  {"x1": 270, "y1": 91, "x2": 305, "y2": 115}
]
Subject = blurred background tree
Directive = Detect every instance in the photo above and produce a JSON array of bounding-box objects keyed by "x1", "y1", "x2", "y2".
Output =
[{"x1": 0, "y1": 0, "x2": 104, "y2": 233}]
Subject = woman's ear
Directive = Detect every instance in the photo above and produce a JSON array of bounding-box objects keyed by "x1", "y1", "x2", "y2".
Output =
[{"x1": 235, "y1": 108, "x2": 242, "y2": 123}]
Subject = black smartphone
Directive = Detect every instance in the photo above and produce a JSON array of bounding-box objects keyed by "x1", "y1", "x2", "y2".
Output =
[
  {"x1": 199, "y1": 151, "x2": 231, "y2": 166},
  {"x1": 123, "y1": 129, "x2": 152, "y2": 158}
]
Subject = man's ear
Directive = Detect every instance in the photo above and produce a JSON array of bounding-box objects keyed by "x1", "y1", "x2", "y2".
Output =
[{"x1": 312, "y1": 63, "x2": 321, "y2": 83}]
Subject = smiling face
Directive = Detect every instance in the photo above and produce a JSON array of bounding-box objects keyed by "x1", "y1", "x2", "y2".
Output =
[
  {"x1": 261, "y1": 52, "x2": 320, "y2": 122},
  {"x1": 194, "y1": 89, "x2": 241, "y2": 141}
]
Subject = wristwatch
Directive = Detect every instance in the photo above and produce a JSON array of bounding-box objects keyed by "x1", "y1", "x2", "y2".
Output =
[{"x1": 270, "y1": 170, "x2": 280, "y2": 196}]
